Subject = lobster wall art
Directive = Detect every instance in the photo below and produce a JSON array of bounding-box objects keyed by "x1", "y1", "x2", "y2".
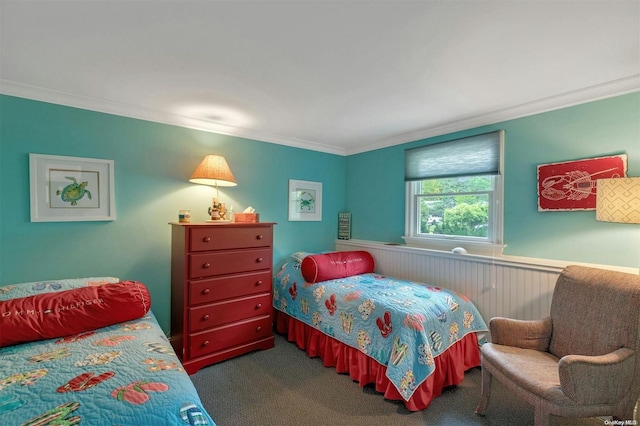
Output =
[{"x1": 537, "y1": 154, "x2": 627, "y2": 211}]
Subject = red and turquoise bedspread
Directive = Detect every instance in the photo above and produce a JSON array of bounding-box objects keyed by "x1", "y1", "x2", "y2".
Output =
[
  {"x1": 273, "y1": 261, "x2": 488, "y2": 401},
  {"x1": 0, "y1": 277, "x2": 215, "y2": 426}
]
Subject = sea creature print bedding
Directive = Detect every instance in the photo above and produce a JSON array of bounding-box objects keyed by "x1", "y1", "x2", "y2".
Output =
[
  {"x1": 0, "y1": 277, "x2": 216, "y2": 426},
  {"x1": 273, "y1": 260, "x2": 488, "y2": 402}
]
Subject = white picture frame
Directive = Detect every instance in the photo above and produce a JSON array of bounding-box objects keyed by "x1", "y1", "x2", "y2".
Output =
[
  {"x1": 288, "y1": 179, "x2": 322, "y2": 221},
  {"x1": 29, "y1": 153, "x2": 115, "y2": 222}
]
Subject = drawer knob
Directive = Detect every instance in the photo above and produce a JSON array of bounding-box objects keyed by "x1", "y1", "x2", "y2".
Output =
[
  {"x1": 256, "y1": 257, "x2": 263, "y2": 263},
  {"x1": 256, "y1": 234, "x2": 263, "y2": 240},
  {"x1": 202, "y1": 340, "x2": 210, "y2": 347},
  {"x1": 203, "y1": 236, "x2": 211, "y2": 242},
  {"x1": 203, "y1": 262, "x2": 211, "y2": 268},
  {"x1": 203, "y1": 314, "x2": 210, "y2": 321},
  {"x1": 256, "y1": 326, "x2": 262, "y2": 332},
  {"x1": 202, "y1": 288, "x2": 210, "y2": 295},
  {"x1": 256, "y1": 303, "x2": 262, "y2": 309},
  {"x1": 256, "y1": 280, "x2": 263, "y2": 286}
]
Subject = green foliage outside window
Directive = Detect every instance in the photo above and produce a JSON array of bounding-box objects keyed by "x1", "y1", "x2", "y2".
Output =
[{"x1": 419, "y1": 176, "x2": 492, "y2": 238}]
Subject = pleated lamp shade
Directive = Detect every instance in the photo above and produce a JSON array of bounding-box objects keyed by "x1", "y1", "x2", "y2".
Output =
[
  {"x1": 189, "y1": 155, "x2": 237, "y2": 187},
  {"x1": 596, "y1": 177, "x2": 640, "y2": 224}
]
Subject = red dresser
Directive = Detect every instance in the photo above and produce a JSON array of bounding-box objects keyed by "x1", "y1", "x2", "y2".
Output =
[{"x1": 169, "y1": 222, "x2": 275, "y2": 374}]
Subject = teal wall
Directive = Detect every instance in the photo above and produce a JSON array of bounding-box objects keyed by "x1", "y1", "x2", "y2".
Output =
[
  {"x1": 2, "y1": 93, "x2": 639, "y2": 333},
  {"x1": 346, "y1": 92, "x2": 640, "y2": 268},
  {"x1": 0, "y1": 95, "x2": 346, "y2": 332}
]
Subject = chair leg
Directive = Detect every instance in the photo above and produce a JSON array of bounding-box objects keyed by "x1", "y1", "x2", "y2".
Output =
[
  {"x1": 475, "y1": 367, "x2": 492, "y2": 416},
  {"x1": 613, "y1": 397, "x2": 637, "y2": 422}
]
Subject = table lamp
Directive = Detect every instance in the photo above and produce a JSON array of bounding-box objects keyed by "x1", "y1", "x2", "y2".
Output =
[
  {"x1": 189, "y1": 154, "x2": 237, "y2": 220},
  {"x1": 596, "y1": 177, "x2": 640, "y2": 224}
]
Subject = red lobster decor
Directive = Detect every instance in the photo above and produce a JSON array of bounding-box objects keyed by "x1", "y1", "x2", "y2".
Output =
[{"x1": 537, "y1": 154, "x2": 627, "y2": 211}]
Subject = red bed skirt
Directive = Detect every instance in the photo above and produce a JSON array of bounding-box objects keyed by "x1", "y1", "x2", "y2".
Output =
[{"x1": 274, "y1": 309, "x2": 481, "y2": 411}]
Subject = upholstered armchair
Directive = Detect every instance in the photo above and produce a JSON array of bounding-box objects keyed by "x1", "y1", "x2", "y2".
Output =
[{"x1": 475, "y1": 265, "x2": 640, "y2": 426}]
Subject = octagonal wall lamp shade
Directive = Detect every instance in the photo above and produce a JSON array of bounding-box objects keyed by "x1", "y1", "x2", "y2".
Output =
[
  {"x1": 596, "y1": 177, "x2": 640, "y2": 224},
  {"x1": 189, "y1": 154, "x2": 237, "y2": 187}
]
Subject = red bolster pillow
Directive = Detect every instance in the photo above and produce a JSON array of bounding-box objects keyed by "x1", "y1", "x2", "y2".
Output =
[
  {"x1": 301, "y1": 251, "x2": 375, "y2": 283},
  {"x1": 0, "y1": 280, "x2": 150, "y2": 347}
]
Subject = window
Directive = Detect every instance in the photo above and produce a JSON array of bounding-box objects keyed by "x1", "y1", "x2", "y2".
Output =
[{"x1": 404, "y1": 131, "x2": 505, "y2": 255}]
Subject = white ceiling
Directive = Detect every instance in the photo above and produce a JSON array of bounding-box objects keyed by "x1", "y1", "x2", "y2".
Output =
[{"x1": 1, "y1": 0, "x2": 639, "y2": 155}]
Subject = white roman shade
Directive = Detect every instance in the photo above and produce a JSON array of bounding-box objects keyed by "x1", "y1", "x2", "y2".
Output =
[{"x1": 405, "y1": 131, "x2": 503, "y2": 181}]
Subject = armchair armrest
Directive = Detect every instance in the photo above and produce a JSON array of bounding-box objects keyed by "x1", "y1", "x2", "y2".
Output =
[
  {"x1": 489, "y1": 316, "x2": 552, "y2": 351},
  {"x1": 559, "y1": 348, "x2": 635, "y2": 405}
]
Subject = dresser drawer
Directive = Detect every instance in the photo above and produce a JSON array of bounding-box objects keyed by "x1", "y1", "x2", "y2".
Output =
[
  {"x1": 171, "y1": 222, "x2": 275, "y2": 373},
  {"x1": 190, "y1": 227, "x2": 273, "y2": 252},
  {"x1": 188, "y1": 293, "x2": 271, "y2": 332},
  {"x1": 189, "y1": 248, "x2": 272, "y2": 279},
  {"x1": 189, "y1": 271, "x2": 271, "y2": 305},
  {"x1": 188, "y1": 315, "x2": 272, "y2": 359}
]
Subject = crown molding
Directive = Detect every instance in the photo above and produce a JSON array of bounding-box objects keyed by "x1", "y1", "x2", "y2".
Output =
[
  {"x1": 2, "y1": 76, "x2": 638, "y2": 157},
  {"x1": 345, "y1": 74, "x2": 640, "y2": 155},
  {"x1": 0, "y1": 80, "x2": 347, "y2": 156}
]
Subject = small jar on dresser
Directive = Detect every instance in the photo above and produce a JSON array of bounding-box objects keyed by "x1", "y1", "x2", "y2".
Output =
[{"x1": 169, "y1": 222, "x2": 276, "y2": 374}]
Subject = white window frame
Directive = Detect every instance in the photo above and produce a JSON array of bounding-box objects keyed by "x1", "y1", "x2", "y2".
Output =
[{"x1": 403, "y1": 134, "x2": 506, "y2": 256}]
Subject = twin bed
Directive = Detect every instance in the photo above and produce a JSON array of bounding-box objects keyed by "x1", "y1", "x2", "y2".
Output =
[
  {"x1": 273, "y1": 250, "x2": 488, "y2": 411},
  {"x1": 0, "y1": 277, "x2": 215, "y2": 426},
  {"x1": 0, "y1": 249, "x2": 486, "y2": 423}
]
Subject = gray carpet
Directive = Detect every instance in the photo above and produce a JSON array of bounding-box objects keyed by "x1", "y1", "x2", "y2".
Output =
[{"x1": 191, "y1": 333, "x2": 602, "y2": 426}]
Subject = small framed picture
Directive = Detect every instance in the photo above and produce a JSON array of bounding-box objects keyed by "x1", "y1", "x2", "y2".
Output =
[
  {"x1": 338, "y1": 212, "x2": 351, "y2": 240},
  {"x1": 29, "y1": 153, "x2": 115, "y2": 222},
  {"x1": 288, "y1": 179, "x2": 322, "y2": 221}
]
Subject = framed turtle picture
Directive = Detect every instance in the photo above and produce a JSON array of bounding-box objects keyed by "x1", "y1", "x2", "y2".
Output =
[
  {"x1": 288, "y1": 179, "x2": 322, "y2": 221},
  {"x1": 29, "y1": 153, "x2": 115, "y2": 222}
]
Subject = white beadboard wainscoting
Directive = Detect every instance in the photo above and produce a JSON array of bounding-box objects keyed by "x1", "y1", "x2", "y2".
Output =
[{"x1": 335, "y1": 239, "x2": 638, "y2": 323}]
